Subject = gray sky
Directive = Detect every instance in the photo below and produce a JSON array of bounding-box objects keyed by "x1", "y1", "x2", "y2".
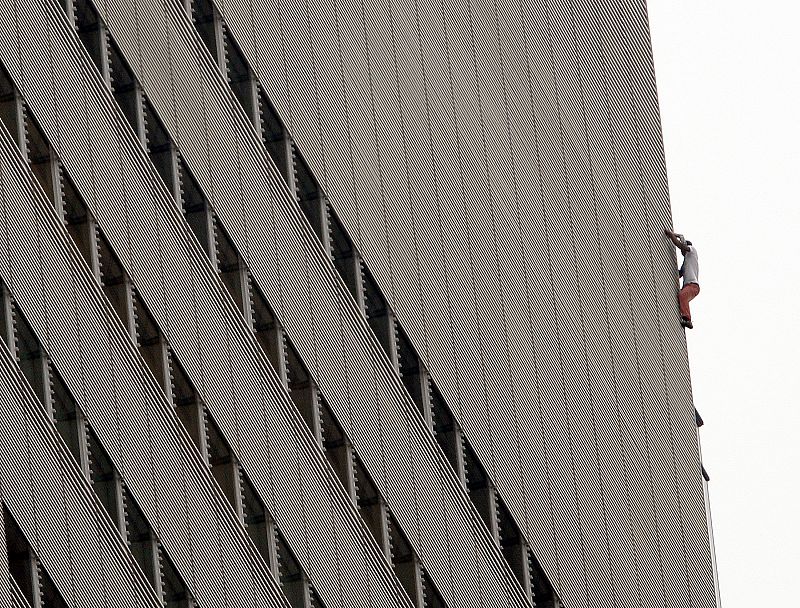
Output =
[{"x1": 647, "y1": 1, "x2": 799, "y2": 604}]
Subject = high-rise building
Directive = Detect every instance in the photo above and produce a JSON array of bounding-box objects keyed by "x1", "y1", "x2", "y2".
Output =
[{"x1": 0, "y1": 1, "x2": 718, "y2": 607}]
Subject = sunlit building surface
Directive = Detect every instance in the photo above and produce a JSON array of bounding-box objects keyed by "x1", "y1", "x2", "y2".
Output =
[{"x1": 0, "y1": 1, "x2": 717, "y2": 607}]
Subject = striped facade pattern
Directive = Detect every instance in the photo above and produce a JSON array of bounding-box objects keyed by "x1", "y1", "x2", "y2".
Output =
[{"x1": 0, "y1": 1, "x2": 716, "y2": 608}]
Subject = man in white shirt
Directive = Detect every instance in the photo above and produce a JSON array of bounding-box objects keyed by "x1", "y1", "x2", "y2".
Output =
[{"x1": 665, "y1": 229, "x2": 700, "y2": 329}]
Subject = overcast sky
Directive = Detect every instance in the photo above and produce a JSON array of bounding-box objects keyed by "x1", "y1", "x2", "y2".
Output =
[{"x1": 646, "y1": 1, "x2": 799, "y2": 605}]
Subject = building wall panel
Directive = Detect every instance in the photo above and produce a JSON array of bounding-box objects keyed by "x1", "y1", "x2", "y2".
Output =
[
  {"x1": 0, "y1": 346, "x2": 163, "y2": 608},
  {"x1": 383, "y1": 0, "x2": 464, "y2": 394},
  {"x1": 0, "y1": 4, "x2": 421, "y2": 608},
  {"x1": 0, "y1": 125, "x2": 286, "y2": 608},
  {"x1": 539, "y1": 2, "x2": 623, "y2": 605},
  {"x1": 92, "y1": 0, "x2": 534, "y2": 605},
  {"x1": 0, "y1": 481, "x2": 11, "y2": 607},
  {"x1": 565, "y1": 4, "x2": 649, "y2": 605}
]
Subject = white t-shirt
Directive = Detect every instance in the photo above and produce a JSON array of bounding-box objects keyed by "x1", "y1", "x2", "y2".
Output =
[{"x1": 681, "y1": 246, "x2": 699, "y2": 286}]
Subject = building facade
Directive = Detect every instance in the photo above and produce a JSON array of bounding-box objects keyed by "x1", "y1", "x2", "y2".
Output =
[{"x1": 0, "y1": 1, "x2": 717, "y2": 607}]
